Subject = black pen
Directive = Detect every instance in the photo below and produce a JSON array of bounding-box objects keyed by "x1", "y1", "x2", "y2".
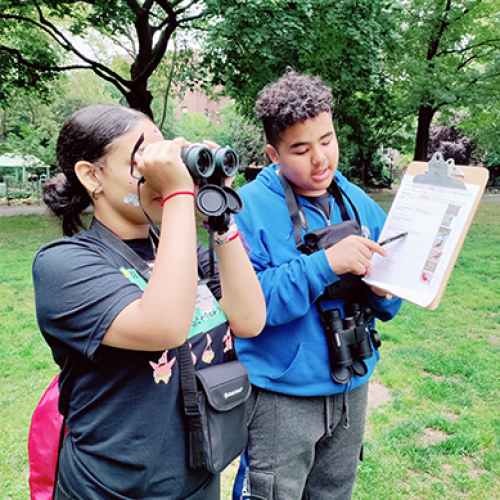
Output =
[{"x1": 378, "y1": 232, "x2": 408, "y2": 247}]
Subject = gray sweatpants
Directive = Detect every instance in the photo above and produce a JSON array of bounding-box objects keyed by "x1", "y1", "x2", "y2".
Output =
[{"x1": 245, "y1": 384, "x2": 368, "y2": 500}]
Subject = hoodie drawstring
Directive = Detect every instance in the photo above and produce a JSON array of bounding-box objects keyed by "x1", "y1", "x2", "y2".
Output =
[
  {"x1": 325, "y1": 392, "x2": 350, "y2": 436},
  {"x1": 343, "y1": 391, "x2": 350, "y2": 429}
]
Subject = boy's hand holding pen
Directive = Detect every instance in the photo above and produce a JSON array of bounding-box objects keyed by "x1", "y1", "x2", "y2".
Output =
[{"x1": 378, "y1": 232, "x2": 408, "y2": 247}]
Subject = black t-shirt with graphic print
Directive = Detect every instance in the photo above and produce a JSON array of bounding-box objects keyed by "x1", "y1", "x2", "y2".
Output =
[{"x1": 32, "y1": 227, "x2": 234, "y2": 500}]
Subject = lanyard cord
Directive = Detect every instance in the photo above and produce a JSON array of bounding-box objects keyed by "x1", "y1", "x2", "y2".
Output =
[{"x1": 134, "y1": 179, "x2": 217, "y2": 284}]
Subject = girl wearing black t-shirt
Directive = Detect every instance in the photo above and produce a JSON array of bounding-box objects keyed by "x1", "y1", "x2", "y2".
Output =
[{"x1": 33, "y1": 104, "x2": 266, "y2": 500}]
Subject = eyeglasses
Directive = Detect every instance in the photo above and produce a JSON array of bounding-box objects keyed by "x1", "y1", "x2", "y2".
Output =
[{"x1": 130, "y1": 132, "x2": 145, "y2": 180}]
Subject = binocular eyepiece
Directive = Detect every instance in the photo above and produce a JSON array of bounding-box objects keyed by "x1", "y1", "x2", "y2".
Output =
[
  {"x1": 180, "y1": 144, "x2": 242, "y2": 221},
  {"x1": 181, "y1": 144, "x2": 240, "y2": 183},
  {"x1": 322, "y1": 304, "x2": 379, "y2": 385}
]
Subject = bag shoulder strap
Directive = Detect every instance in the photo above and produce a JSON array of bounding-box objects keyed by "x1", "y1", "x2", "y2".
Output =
[
  {"x1": 91, "y1": 218, "x2": 154, "y2": 281},
  {"x1": 328, "y1": 177, "x2": 361, "y2": 224},
  {"x1": 91, "y1": 218, "x2": 202, "y2": 432},
  {"x1": 178, "y1": 343, "x2": 206, "y2": 464}
]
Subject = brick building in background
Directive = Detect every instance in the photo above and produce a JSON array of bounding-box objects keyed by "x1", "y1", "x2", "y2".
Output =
[{"x1": 175, "y1": 85, "x2": 232, "y2": 122}]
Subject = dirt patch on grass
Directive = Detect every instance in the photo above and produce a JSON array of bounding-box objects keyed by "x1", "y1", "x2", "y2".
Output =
[
  {"x1": 367, "y1": 381, "x2": 392, "y2": 415},
  {"x1": 422, "y1": 370, "x2": 445, "y2": 382},
  {"x1": 364, "y1": 381, "x2": 392, "y2": 437},
  {"x1": 462, "y1": 455, "x2": 489, "y2": 478},
  {"x1": 417, "y1": 427, "x2": 449, "y2": 446},
  {"x1": 468, "y1": 332, "x2": 482, "y2": 341},
  {"x1": 467, "y1": 332, "x2": 500, "y2": 345}
]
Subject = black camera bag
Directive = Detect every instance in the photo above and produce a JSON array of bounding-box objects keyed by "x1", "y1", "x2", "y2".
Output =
[
  {"x1": 179, "y1": 347, "x2": 251, "y2": 474},
  {"x1": 304, "y1": 220, "x2": 363, "y2": 300},
  {"x1": 279, "y1": 171, "x2": 365, "y2": 301}
]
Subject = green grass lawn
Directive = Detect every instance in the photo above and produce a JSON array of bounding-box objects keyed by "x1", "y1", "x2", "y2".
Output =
[
  {"x1": 0, "y1": 201, "x2": 499, "y2": 499},
  {"x1": 354, "y1": 200, "x2": 500, "y2": 499}
]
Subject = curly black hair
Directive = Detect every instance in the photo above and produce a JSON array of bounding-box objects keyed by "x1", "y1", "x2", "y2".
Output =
[{"x1": 255, "y1": 69, "x2": 333, "y2": 148}]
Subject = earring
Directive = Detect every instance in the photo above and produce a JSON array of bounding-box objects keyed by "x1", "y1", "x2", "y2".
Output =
[{"x1": 92, "y1": 176, "x2": 103, "y2": 199}]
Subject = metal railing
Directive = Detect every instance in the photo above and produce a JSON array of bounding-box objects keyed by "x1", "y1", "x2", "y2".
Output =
[{"x1": 0, "y1": 177, "x2": 45, "y2": 205}]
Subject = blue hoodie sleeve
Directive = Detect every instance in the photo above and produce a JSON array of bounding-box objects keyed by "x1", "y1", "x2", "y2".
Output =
[
  {"x1": 236, "y1": 189, "x2": 339, "y2": 327},
  {"x1": 255, "y1": 249, "x2": 338, "y2": 326}
]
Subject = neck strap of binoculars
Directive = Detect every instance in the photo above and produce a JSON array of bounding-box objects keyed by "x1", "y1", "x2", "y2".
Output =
[{"x1": 278, "y1": 169, "x2": 361, "y2": 254}]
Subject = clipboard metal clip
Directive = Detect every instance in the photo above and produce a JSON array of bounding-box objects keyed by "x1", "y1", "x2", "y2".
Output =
[{"x1": 413, "y1": 152, "x2": 466, "y2": 190}]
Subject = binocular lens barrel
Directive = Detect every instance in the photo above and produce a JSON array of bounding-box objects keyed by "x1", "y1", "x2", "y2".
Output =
[
  {"x1": 197, "y1": 149, "x2": 215, "y2": 176},
  {"x1": 323, "y1": 309, "x2": 353, "y2": 384},
  {"x1": 323, "y1": 309, "x2": 344, "y2": 332},
  {"x1": 180, "y1": 144, "x2": 241, "y2": 218},
  {"x1": 214, "y1": 148, "x2": 240, "y2": 178},
  {"x1": 181, "y1": 145, "x2": 215, "y2": 180},
  {"x1": 181, "y1": 145, "x2": 240, "y2": 181}
]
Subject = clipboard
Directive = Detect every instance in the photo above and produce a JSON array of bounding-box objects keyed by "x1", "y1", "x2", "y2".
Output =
[{"x1": 364, "y1": 153, "x2": 489, "y2": 310}]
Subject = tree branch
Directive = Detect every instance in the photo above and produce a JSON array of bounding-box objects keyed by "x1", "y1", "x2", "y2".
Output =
[
  {"x1": 426, "y1": 0, "x2": 452, "y2": 61},
  {"x1": 159, "y1": 34, "x2": 178, "y2": 130},
  {"x1": 1, "y1": 45, "x2": 131, "y2": 95},
  {"x1": 177, "y1": 11, "x2": 208, "y2": 25},
  {"x1": 155, "y1": 0, "x2": 177, "y2": 18},
  {"x1": 437, "y1": 67, "x2": 500, "y2": 108},
  {"x1": 1, "y1": 11, "x2": 130, "y2": 87},
  {"x1": 175, "y1": 0, "x2": 203, "y2": 16},
  {"x1": 92, "y1": 67, "x2": 129, "y2": 95},
  {"x1": 456, "y1": 47, "x2": 499, "y2": 71},
  {"x1": 436, "y1": 38, "x2": 500, "y2": 58},
  {"x1": 0, "y1": 45, "x2": 90, "y2": 73}
]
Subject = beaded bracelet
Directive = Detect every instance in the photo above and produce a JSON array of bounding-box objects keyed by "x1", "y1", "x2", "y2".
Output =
[
  {"x1": 213, "y1": 224, "x2": 239, "y2": 245},
  {"x1": 158, "y1": 191, "x2": 195, "y2": 206}
]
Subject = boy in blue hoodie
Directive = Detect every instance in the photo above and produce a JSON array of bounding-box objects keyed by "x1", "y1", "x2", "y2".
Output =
[{"x1": 233, "y1": 70, "x2": 402, "y2": 500}]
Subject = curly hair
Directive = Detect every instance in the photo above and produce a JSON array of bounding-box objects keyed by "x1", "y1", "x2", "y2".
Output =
[
  {"x1": 255, "y1": 69, "x2": 333, "y2": 148},
  {"x1": 44, "y1": 104, "x2": 149, "y2": 236}
]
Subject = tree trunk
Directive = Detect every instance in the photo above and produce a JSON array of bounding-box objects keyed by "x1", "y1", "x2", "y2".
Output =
[
  {"x1": 414, "y1": 105, "x2": 436, "y2": 161},
  {"x1": 125, "y1": 82, "x2": 154, "y2": 119}
]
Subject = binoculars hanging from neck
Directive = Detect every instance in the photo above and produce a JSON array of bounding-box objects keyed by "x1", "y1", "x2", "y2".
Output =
[
  {"x1": 181, "y1": 144, "x2": 242, "y2": 227},
  {"x1": 321, "y1": 304, "x2": 381, "y2": 385}
]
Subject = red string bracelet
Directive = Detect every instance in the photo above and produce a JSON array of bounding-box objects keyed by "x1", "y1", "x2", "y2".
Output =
[{"x1": 159, "y1": 191, "x2": 195, "y2": 206}]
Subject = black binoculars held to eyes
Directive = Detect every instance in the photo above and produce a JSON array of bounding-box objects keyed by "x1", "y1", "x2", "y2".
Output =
[
  {"x1": 130, "y1": 134, "x2": 242, "y2": 230},
  {"x1": 181, "y1": 144, "x2": 243, "y2": 228},
  {"x1": 181, "y1": 144, "x2": 240, "y2": 182},
  {"x1": 321, "y1": 304, "x2": 381, "y2": 385}
]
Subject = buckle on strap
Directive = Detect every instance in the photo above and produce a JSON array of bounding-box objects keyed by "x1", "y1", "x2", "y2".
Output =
[{"x1": 184, "y1": 403, "x2": 201, "y2": 417}]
